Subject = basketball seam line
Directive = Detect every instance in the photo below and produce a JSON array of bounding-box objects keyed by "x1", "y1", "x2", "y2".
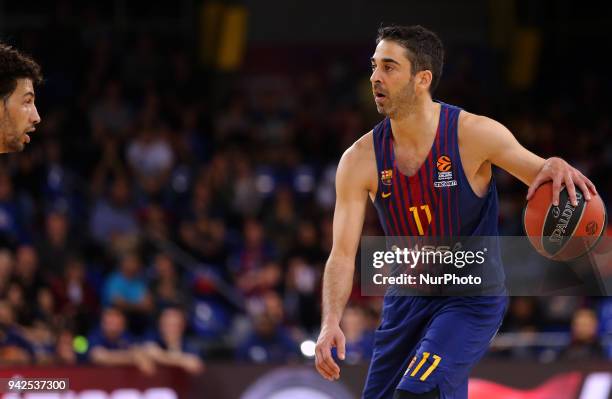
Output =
[
  {"x1": 540, "y1": 201, "x2": 554, "y2": 255},
  {"x1": 563, "y1": 199, "x2": 588, "y2": 257}
]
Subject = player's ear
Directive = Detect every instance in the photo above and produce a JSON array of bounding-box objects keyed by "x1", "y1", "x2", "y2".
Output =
[{"x1": 416, "y1": 70, "x2": 433, "y2": 93}]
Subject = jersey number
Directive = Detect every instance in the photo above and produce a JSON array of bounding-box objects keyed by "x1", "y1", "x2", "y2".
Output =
[
  {"x1": 405, "y1": 352, "x2": 442, "y2": 381},
  {"x1": 409, "y1": 205, "x2": 432, "y2": 236}
]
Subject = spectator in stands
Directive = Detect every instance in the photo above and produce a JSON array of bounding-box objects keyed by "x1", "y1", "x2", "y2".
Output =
[
  {"x1": 287, "y1": 221, "x2": 326, "y2": 265},
  {"x1": 232, "y1": 219, "x2": 280, "y2": 297},
  {"x1": 24, "y1": 287, "x2": 61, "y2": 362},
  {"x1": 36, "y1": 210, "x2": 80, "y2": 276},
  {"x1": 236, "y1": 291, "x2": 298, "y2": 363},
  {"x1": 284, "y1": 256, "x2": 320, "y2": 332},
  {"x1": 143, "y1": 306, "x2": 203, "y2": 374},
  {"x1": 103, "y1": 252, "x2": 153, "y2": 334},
  {"x1": 0, "y1": 172, "x2": 26, "y2": 245},
  {"x1": 127, "y1": 122, "x2": 174, "y2": 196},
  {"x1": 340, "y1": 305, "x2": 374, "y2": 364},
  {"x1": 0, "y1": 300, "x2": 34, "y2": 364},
  {"x1": 231, "y1": 157, "x2": 260, "y2": 217},
  {"x1": 263, "y1": 187, "x2": 298, "y2": 256},
  {"x1": 88, "y1": 306, "x2": 154, "y2": 374},
  {"x1": 140, "y1": 202, "x2": 171, "y2": 244},
  {"x1": 560, "y1": 308, "x2": 605, "y2": 360},
  {"x1": 5, "y1": 279, "x2": 34, "y2": 326},
  {"x1": 148, "y1": 253, "x2": 189, "y2": 310},
  {"x1": 13, "y1": 245, "x2": 47, "y2": 305},
  {"x1": 50, "y1": 255, "x2": 99, "y2": 334},
  {"x1": 501, "y1": 297, "x2": 542, "y2": 333},
  {"x1": 0, "y1": 249, "x2": 14, "y2": 297},
  {"x1": 89, "y1": 80, "x2": 133, "y2": 135},
  {"x1": 90, "y1": 176, "x2": 139, "y2": 247},
  {"x1": 53, "y1": 329, "x2": 78, "y2": 364}
]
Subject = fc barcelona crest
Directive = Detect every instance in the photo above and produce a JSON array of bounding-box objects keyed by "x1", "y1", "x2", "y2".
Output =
[{"x1": 381, "y1": 169, "x2": 393, "y2": 185}]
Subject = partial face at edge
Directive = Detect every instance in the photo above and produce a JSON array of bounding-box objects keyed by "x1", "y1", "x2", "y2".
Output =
[
  {"x1": 370, "y1": 40, "x2": 418, "y2": 118},
  {"x1": 0, "y1": 78, "x2": 41, "y2": 153}
]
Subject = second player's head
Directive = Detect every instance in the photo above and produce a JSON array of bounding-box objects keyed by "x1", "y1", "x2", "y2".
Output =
[
  {"x1": 0, "y1": 42, "x2": 42, "y2": 154},
  {"x1": 370, "y1": 25, "x2": 444, "y2": 118}
]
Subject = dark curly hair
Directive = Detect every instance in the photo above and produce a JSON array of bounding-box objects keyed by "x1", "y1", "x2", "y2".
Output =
[
  {"x1": 376, "y1": 25, "x2": 444, "y2": 94},
  {"x1": 0, "y1": 42, "x2": 43, "y2": 101}
]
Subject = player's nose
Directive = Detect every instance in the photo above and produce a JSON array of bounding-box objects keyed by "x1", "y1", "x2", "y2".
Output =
[
  {"x1": 370, "y1": 68, "x2": 382, "y2": 84},
  {"x1": 31, "y1": 105, "x2": 41, "y2": 125}
]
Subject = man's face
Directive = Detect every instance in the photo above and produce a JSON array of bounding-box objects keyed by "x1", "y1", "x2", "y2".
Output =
[
  {"x1": 159, "y1": 309, "x2": 185, "y2": 339},
  {"x1": 370, "y1": 40, "x2": 418, "y2": 118},
  {"x1": 0, "y1": 78, "x2": 41, "y2": 153},
  {"x1": 120, "y1": 254, "x2": 140, "y2": 278},
  {"x1": 102, "y1": 309, "x2": 126, "y2": 339}
]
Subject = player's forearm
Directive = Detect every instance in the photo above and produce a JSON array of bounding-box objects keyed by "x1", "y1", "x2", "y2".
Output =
[{"x1": 321, "y1": 256, "x2": 355, "y2": 326}]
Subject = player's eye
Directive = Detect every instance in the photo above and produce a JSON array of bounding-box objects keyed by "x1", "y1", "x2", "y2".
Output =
[
  {"x1": 371, "y1": 64, "x2": 377, "y2": 71},
  {"x1": 385, "y1": 65, "x2": 393, "y2": 72}
]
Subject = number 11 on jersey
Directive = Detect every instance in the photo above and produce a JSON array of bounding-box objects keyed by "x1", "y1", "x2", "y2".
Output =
[{"x1": 408, "y1": 205, "x2": 432, "y2": 236}]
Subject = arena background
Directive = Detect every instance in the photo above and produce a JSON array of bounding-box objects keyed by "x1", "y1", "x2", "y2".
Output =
[{"x1": 1, "y1": 0, "x2": 611, "y2": 398}]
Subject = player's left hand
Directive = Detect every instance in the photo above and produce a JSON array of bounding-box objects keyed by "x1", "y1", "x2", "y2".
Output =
[
  {"x1": 315, "y1": 323, "x2": 345, "y2": 381},
  {"x1": 526, "y1": 157, "x2": 597, "y2": 206}
]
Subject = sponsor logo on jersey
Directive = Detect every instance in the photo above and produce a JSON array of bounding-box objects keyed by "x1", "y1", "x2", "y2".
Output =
[{"x1": 434, "y1": 155, "x2": 457, "y2": 188}]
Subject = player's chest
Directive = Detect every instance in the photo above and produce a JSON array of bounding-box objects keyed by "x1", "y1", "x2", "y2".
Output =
[{"x1": 393, "y1": 147, "x2": 430, "y2": 177}]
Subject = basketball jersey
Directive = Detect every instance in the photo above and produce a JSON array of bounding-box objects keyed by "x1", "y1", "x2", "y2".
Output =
[{"x1": 371, "y1": 101, "x2": 505, "y2": 294}]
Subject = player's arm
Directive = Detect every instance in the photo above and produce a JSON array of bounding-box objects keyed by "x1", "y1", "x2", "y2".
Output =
[
  {"x1": 315, "y1": 141, "x2": 370, "y2": 381},
  {"x1": 462, "y1": 114, "x2": 597, "y2": 206}
]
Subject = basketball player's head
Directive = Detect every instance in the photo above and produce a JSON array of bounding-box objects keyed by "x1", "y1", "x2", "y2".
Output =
[
  {"x1": 371, "y1": 25, "x2": 444, "y2": 118},
  {"x1": 0, "y1": 42, "x2": 42, "y2": 153}
]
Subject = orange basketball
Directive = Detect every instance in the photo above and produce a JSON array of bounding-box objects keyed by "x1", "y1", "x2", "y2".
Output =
[{"x1": 523, "y1": 182, "x2": 607, "y2": 261}]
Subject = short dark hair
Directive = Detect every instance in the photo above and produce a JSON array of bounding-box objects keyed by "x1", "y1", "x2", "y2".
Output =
[
  {"x1": 376, "y1": 25, "x2": 444, "y2": 93},
  {"x1": 0, "y1": 42, "x2": 43, "y2": 100}
]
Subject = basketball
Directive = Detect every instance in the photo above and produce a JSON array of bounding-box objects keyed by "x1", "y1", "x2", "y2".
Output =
[{"x1": 523, "y1": 182, "x2": 607, "y2": 261}]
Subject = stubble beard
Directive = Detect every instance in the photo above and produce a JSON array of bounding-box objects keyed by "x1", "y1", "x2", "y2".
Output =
[
  {"x1": 377, "y1": 78, "x2": 417, "y2": 120},
  {"x1": 0, "y1": 114, "x2": 25, "y2": 152}
]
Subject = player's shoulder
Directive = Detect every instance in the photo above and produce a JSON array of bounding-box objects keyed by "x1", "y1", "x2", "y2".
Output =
[
  {"x1": 458, "y1": 110, "x2": 517, "y2": 161},
  {"x1": 336, "y1": 130, "x2": 377, "y2": 188},
  {"x1": 340, "y1": 130, "x2": 375, "y2": 166},
  {"x1": 459, "y1": 111, "x2": 507, "y2": 135}
]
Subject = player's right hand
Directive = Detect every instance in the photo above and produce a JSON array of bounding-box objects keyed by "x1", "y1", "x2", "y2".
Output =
[{"x1": 315, "y1": 323, "x2": 345, "y2": 381}]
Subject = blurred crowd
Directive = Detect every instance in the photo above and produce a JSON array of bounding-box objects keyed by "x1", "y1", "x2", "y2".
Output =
[{"x1": 1, "y1": 3, "x2": 612, "y2": 371}]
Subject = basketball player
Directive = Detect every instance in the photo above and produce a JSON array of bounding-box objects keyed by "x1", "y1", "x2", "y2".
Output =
[
  {"x1": 315, "y1": 25, "x2": 598, "y2": 399},
  {"x1": 0, "y1": 42, "x2": 42, "y2": 153}
]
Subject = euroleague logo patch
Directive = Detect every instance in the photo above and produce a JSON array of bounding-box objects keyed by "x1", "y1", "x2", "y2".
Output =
[
  {"x1": 434, "y1": 155, "x2": 457, "y2": 188},
  {"x1": 436, "y1": 155, "x2": 452, "y2": 172}
]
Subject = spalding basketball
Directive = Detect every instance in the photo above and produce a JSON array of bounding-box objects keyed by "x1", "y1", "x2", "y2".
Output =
[{"x1": 523, "y1": 182, "x2": 607, "y2": 261}]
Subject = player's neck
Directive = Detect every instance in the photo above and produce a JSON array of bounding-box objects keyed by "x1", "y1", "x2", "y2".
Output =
[
  {"x1": 389, "y1": 98, "x2": 439, "y2": 147},
  {"x1": 390, "y1": 99, "x2": 439, "y2": 143}
]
